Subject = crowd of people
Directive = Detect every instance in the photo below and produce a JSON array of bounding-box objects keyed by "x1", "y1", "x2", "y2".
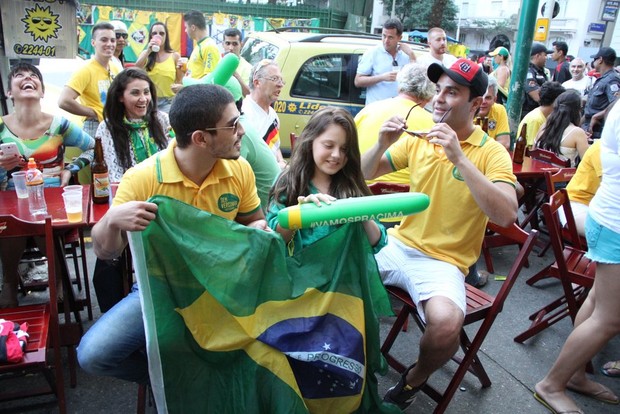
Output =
[{"x1": 1, "y1": 13, "x2": 620, "y2": 414}]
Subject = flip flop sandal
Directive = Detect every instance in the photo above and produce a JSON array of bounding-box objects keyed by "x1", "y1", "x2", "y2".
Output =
[
  {"x1": 566, "y1": 383, "x2": 620, "y2": 405},
  {"x1": 601, "y1": 360, "x2": 620, "y2": 378},
  {"x1": 533, "y1": 392, "x2": 584, "y2": 414}
]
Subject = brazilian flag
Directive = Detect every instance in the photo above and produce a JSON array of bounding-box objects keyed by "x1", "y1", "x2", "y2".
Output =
[{"x1": 129, "y1": 196, "x2": 400, "y2": 413}]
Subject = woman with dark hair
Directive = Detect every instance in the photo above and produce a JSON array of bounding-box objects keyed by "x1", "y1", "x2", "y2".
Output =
[
  {"x1": 96, "y1": 67, "x2": 172, "y2": 182},
  {"x1": 534, "y1": 90, "x2": 590, "y2": 167},
  {"x1": 135, "y1": 22, "x2": 182, "y2": 113},
  {"x1": 0, "y1": 62, "x2": 94, "y2": 307}
]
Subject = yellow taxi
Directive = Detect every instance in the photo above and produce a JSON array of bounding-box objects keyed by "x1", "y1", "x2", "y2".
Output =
[{"x1": 240, "y1": 29, "x2": 429, "y2": 155}]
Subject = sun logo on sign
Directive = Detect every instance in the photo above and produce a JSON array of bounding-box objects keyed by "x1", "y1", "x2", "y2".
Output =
[{"x1": 21, "y1": 4, "x2": 62, "y2": 42}]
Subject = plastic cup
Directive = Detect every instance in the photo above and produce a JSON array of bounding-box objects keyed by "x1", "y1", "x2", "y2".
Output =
[
  {"x1": 62, "y1": 191, "x2": 83, "y2": 223},
  {"x1": 11, "y1": 171, "x2": 28, "y2": 199},
  {"x1": 63, "y1": 185, "x2": 83, "y2": 193},
  {"x1": 179, "y1": 57, "x2": 188, "y2": 72},
  {"x1": 151, "y1": 35, "x2": 162, "y2": 53}
]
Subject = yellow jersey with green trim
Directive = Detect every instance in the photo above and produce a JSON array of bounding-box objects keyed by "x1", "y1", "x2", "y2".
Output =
[
  {"x1": 188, "y1": 36, "x2": 221, "y2": 79},
  {"x1": 486, "y1": 103, "x2": 510, "y2": 142},
  {"x1": 113, "y1": 140, "x2": 261, "y2": 219},
  {"x1": 566, "y1": 140, "x2": 602, "y2": 206},
  {"x1": 386, "y1": 127, "x2": 516, "y2": 274}
]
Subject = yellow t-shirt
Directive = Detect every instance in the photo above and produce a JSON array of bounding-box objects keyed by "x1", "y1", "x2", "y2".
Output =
[
  {"x1": 149, "y1": 55, "x2": 176, "y2": 99},
  {"x1": 486, "y1": 103, "x2": 510, "y2": 142},
  {"x1": 113, "y1": 140, "x2": 261, "y2": 219},
  {"x1": 356, "y1": 96, "x2": 434, "y2": 185},
  {"x1": 517, "y1": 107, "x2": 546, "y2": 147},
  {"x1": 566, "y1": 140, "x2": 602, "y2": 206},
  {"x1": 386, "y1": 128, "x2": 516, "y2": 274},
  {"x1": 187, "y1": 36, "x2": 220, "y2": 79},
  {"x1": 66, "y1": 59, "x2": 121, "y2": 122}
]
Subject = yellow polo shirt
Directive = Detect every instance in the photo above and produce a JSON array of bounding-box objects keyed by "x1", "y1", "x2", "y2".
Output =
[
  {"x1": 566, "y1": 140, "x2": 602, "y2": 206},
  {"x1": 114, "y1": 140, "x2": 261, "y2": 219},
  {"x1": 386, "y1": 127, "x2": 516, "y2": 274},
  {"x1": 486, "y1": 103, "x2": 510, "y2": 142},
  {"x1": 187, "y1": 36, "x2": 220, "y2": 79}
]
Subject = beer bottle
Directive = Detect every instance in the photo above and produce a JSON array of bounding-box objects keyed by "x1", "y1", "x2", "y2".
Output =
[
  {"x1": 513, "y1": 123, "x2": 527, "y2": 164},
  {"x1": 91, "y1": 137, "x2": 110, "y2": 204},
  {"x1": 481, "y1": 117, "x2": 489, "y2": 133}
]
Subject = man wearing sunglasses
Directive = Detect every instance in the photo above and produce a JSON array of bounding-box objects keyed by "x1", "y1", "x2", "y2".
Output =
[
  {"x1": 59, "y1": 22, "x2": 121, "y2": 138},
  {"x1": 110, "y1": 20, "x2": 128, "y2": 68},
  {"x1": 355, "y1": 18, "x2": 417, "y2": 105},
  {"x1": 80, "y1": 84, "x2": 269, "y2": 385}
]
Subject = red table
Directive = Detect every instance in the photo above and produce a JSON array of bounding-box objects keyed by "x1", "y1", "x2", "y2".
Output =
[
  {"x1": 512, "y1": 156, "x2": 561, "y2": 180},
  {"x1": 0, "y1": 186, "x2": 90, "y2": 228},
  {"x1": 89, "y1": 184, "x2": 117, "y2": 226}
]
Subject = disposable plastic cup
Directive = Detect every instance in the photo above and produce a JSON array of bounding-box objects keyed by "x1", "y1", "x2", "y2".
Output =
[
  {"x1": 11, "y1": 171, "x2": 28, "y2": 199},
  {"x1": 63, "y1": 185, "x2": 83, "y2": 193},
  {"x1": 179, "y1": 57, "x2": 188, "y2": 72},
  {"x1": 62, "y1": 192, "x2": 83, "y2": 223}
]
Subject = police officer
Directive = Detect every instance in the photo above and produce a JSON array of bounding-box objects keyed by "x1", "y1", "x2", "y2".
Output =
[
  {"x1": 582, "y1": 47, "x2": 620, "y2": 139},
  {"x1": 522, "y1": 43, "x2": 552, "y2": 119}
]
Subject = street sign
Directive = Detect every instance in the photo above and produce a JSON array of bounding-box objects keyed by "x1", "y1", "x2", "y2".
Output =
[
  {"x1": 533, "y1": 18, "x2": 550, "y2": 42},
  {"x1": 602, "y1": 0, "x2": 620, "y2": 22}
]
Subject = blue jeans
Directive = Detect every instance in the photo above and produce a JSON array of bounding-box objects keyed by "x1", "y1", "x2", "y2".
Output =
[{"x1": 77, "y1": 284, "x2": 149, "y2": 384}]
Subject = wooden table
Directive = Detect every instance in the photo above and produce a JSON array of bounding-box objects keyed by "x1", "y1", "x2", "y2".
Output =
[
  {"x1": 0, "y1": 185, "x2": 91, "y2": 387},
  {"x1": 512, "y1": 155, "x2": 561, "y2": 180}
]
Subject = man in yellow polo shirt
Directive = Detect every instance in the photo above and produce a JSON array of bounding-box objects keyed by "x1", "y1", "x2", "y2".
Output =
[
  {"x1": 362, "y1": 59, "x2": 517, "y2": 410},
  {"x1": 79, "y1": 84, "x2": 269, "y2": 384},
  {"x1": 183, "y1": 10, "x2": 220, "y2": 79}
]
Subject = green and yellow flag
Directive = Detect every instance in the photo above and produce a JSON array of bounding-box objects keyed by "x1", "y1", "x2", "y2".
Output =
[{"x1": 129, "y1": 196, "x2": 399, "y2": 414}]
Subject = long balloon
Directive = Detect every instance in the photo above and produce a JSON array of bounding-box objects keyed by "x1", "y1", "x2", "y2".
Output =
[
  {"x1": 182, "y1": 53, "x2": 240, "y2": 87},
  {"x1": 277, "y1": 193, "x2": 430, "y2": 230}
]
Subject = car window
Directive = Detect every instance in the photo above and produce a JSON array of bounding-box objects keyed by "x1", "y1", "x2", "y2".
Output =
[
  {"x1": 291, "y1": 54, "x2": 364, "y2": 104},
  {"x1": 241, "y1": 38, "x2": 279, "y2": 66}
]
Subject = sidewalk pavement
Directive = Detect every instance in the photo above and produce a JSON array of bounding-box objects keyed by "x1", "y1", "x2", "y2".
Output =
[{"x1": 2, "y1": 233, "x2": 619, "y2": 414}]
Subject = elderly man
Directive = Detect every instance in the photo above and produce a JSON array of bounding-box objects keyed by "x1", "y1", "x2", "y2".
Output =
[
  {"x1": 362, "y1": 59, "x2": 517, "y2": 410},
  {"x1": 242, "y1": 60, "x2": 286, "y2": 168},
  {"x1": 478, "y1": 76, "x2": 510, "y2": 148},
  {"x1": 417, "y1": 27, "x2": 458, "y2": 67},
  {"x1": 355, "y1": 62, "x2": 435, "y2": 186},
  {"x1": 582, "y1": 47, "x2": 620, "y2": 139},
  {"x1": 355, "y1": 18, "x2": 416, "y2": 105},
  {"x1": 562, "y1": 58, "x2": 592, "y2": 98},
  {"x1": 78, "y1": 84, "x2": 269, "y2": 384}
]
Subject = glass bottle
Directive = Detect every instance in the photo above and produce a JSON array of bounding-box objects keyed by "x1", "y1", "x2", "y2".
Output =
[
  {"x1": 91, "y1": 137, "x2": 110, "y2": 204},
  {"x1": 513, "y1": 124, "x2": 527, "y2": 164}
]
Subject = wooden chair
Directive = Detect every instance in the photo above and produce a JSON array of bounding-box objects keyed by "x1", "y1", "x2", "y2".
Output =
[
  {"x1": 526, "y1": 147, "x2": 571, "y2": 167},
  {"x1": 514, "y1": 189, "x2": 596, "y2": 343},
  {"x1": 519, "y1": 167, "x2": 576, "y2": 233},
  {"x1": 381, "y1": 223, "x2": 538, "y2": 414},
  {"x1": 0, "y1": 215, "x2": 66, "y2": 413}
]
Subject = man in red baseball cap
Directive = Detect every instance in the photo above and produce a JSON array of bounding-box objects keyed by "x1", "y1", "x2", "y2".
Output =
[{"x1": 361, "y1": 58, "x2": 518, "y2": 410}]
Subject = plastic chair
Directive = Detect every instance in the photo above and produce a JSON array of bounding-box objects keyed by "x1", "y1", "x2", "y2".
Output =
[
  {"x1": 0, "y1": 215, "x2": 66, "y2": 413},
  {"x1": 381, "y1": 223, "x2": 538, "y2": 414},
  {"x1": 514, "y1": 189, "x2": 595, "y2": 343}
]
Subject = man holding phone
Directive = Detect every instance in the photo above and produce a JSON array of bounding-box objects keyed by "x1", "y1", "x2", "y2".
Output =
[{"x1": 355, "y1": 18, "x2": 416, "y2": 105}]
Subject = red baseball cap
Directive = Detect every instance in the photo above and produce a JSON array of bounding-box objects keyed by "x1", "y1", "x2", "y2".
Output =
[{"x1": 428, "y1": 58, "x2": 489, "y2": 97}]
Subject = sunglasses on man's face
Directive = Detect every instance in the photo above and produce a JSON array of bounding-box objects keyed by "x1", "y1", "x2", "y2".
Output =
[{"x1": 116, "y1": 33, "x2": 128, "y2": 40}]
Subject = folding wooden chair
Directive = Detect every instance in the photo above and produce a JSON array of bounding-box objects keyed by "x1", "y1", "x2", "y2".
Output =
[
  {"x1": 526, "y1": 147, "x2": 571, "y2": 167},
  {"x1": 0, "y1": 215, "x2": 66, "y2": 413},
  {"x1": 381, "y1": 223, "x2": 538, "y2": 414},
  {"x1": 514, "y1": 189, "x2": 595, "y2": 343},
  {"x1": 519, "y1": 167, "x2": 576, "y2": 233}
]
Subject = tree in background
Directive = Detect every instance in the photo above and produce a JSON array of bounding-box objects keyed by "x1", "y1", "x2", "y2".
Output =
[{"x1": 384, "y1": 0, "x2": 458, "y2": 33}]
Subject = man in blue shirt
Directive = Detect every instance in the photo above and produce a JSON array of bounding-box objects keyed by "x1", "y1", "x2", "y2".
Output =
[{"x1": 355, "y1": 18, "x2": 417, "y2": 105}]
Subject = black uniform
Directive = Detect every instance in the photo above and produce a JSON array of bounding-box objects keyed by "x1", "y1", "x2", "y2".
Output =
[
  {"x1": 522, "y1": 63, "x2": 548, "y2": 118},
  {"x1": 582, "y1": 69, "x2": 620, "y2": 138}
]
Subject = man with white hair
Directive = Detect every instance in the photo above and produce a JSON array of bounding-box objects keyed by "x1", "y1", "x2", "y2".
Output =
[
  {"x1": 355, "y1": 63, "x2": 436, "y2": 186},
  {"x1": 562, "y1": 58, "x2": 592, "y2": 98},
  {"x1": 477, "y1": 76, "x2": 510, "y2": 148}
]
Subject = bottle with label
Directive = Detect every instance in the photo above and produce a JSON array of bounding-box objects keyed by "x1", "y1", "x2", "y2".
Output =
[
  {"x1": 91, "y1": 137, "x2": 110, "y2": 204},
  {"x1": 25, "y1": 158, "x2": 47, "y2": 215},
  {"x1": 513, "y1": 123, "x2": 527, "y2": 164}
]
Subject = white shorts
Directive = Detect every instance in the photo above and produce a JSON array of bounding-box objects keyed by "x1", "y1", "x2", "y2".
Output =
[{"x1": 375, "y1": 236, "x2": 466, "y2": 323}]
